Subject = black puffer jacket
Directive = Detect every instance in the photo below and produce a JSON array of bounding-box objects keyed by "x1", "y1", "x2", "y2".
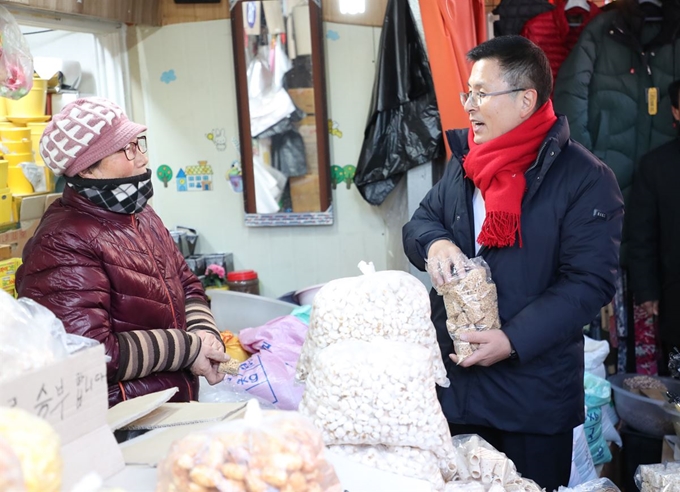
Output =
[
  {"x1": 493, "y1": 0, "x2": 554, "y2": 36},
  {"x1": 554, "y1": 0, "x2": 680, "y2": 210}
]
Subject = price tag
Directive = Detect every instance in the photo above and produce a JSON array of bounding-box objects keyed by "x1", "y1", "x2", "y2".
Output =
[{"x1": 647, "y1": 87, "x2": 659, "y2": 116}]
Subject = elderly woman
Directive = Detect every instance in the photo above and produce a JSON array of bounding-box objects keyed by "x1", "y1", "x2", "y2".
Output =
[{"x1": 16, "y1": 97, "x2": 229, "y2": 407}]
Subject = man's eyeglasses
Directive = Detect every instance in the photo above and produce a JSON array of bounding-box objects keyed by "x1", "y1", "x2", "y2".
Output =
[
  {"x1": 118, "y1": 136, "x2": 148, "y2": 161},
  {"x1": 459, "y1": 88, "x2": 526, "y2": 107}
]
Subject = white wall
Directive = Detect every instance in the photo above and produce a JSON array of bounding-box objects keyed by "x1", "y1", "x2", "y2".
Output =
[
  {"x1": 21, "y1": 28, "x2": 98, "y2": 96},
  {"x1": 132, "y1": 20, "x2": 408, "y2": 298}
]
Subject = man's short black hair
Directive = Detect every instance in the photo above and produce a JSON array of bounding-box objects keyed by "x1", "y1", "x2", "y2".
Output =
[
  {"x1": 466, "y1": 35, "x2": 553, "y2": 109},
  {"x1": 669, "y1": 79, "x2": 680, "y2": 109}
]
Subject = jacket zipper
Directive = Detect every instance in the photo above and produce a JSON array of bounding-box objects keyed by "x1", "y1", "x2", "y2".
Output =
[{"x1": 130, "y1": 215, "x2": 178, "y2": 327}]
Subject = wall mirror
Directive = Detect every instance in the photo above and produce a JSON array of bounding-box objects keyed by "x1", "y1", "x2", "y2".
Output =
[{"x1": 231, "y1": 0, "x2": 332, "y2": 227}]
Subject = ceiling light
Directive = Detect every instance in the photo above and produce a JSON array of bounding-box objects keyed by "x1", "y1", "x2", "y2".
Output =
[{"x1": 339, "y1": 0, "x2": 366, "y2": 15}]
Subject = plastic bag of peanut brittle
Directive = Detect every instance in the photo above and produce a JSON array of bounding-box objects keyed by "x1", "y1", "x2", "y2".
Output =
[{"x1": 427, "y1": 256, "x2": 501, "y2": 363}]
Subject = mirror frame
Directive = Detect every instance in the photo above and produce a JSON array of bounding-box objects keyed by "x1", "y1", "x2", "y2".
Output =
[{"x1": 231, "y1": 0, "x2": 333, "y2": 226}]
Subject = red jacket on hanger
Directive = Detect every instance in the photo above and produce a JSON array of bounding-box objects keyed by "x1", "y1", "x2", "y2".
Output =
[{"x1": 521, "y1": 0, "x2": 600, "y2": 85}]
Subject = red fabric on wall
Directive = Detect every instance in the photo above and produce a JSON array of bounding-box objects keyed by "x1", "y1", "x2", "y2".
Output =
[
  {"x1": 520, "y1": 0, "x2": 600, "y2": 86},
  {"x1": 419, "y1": 0, "x2": 486, "y2": 156}
]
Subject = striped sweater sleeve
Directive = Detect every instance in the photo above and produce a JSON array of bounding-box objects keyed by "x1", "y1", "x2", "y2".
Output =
[
  {"x1": 114, "y1": 329, "x2": 201, "y2": 382},
  {"x1": 185, "y1": 297, "x2": 225, "y2": 349}
]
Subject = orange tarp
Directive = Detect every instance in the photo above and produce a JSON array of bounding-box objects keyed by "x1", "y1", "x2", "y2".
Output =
[{"x1": 419, "y1": 0, "x2": 486, "y2": 155}]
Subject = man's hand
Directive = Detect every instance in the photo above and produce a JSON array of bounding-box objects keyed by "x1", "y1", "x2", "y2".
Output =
[
  {"x1": 427, "y1": 240, "x2": 468, "y2": 287},
  {"x1": 190, "y1": 335, "x2": 230, "y2": 385},
  {"x1": 642, "y1": 300, "x2": 659, "y2": 317},
  {"x1": 450, "y1": 330, "x2": 513, "y2": 367}
]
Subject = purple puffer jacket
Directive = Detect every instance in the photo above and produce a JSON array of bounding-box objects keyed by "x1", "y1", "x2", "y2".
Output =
[{"x1": 16, "y1": 186, "x2": 203, "y2": 406}]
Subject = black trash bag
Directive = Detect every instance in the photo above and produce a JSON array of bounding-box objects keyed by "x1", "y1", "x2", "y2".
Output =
[
  {"x1": 354, "y1": 0, "x2": 443, "y2": 206},
  {"x1": 271, "y1": 130, "x2": 307, "y2": 178},
  {"x1": 256, "y1": 111, "x2": 308, "y2": 178}
]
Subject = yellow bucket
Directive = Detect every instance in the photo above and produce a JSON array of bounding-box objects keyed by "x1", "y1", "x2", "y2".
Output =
[
  {"x1": 2, "y1": 140, "x2": 32, "y2": 154},
  {"x1": 0, "y1": 187, "x2": 12, "y2": 224},
  {"x1": 0, "y1": 127, "x2": 30, "y2": 141},
  {"x1": 27, "y1": 122, "x2": 49, "y2": 135},
  {"x1": 0, "y1": 160, "x2": 7, "y2": 188},
  {"x1": 5, "y1": 78, "x2": 48, "y2": 118},
  {"x1": 7, "y1": 165, "x2": 33, "y2": 195},
  {"x1": 4, "y1": 153, "x2": 33, "y2": 167},
  {"x1": 0, "y1": 98, "x2": 6, "y2": 122}
]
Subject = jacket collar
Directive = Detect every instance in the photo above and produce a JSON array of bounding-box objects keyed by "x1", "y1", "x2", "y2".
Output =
[{"x1": 61, "y1": 184, "x2": 140, "y2": 224}]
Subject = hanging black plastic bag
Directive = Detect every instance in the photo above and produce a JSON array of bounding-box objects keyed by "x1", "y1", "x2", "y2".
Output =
[{"x1": 354, "y1": 0, "x2": 443, "y2": 206}]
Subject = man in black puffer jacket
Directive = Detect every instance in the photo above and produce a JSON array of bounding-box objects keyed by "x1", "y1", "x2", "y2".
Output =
[
  {"x1": 627, "y1": 79, "x2": 680, "y2": 372},
  {"x1": 403, "y1": 36, "x2": 623, "y2": 490}
]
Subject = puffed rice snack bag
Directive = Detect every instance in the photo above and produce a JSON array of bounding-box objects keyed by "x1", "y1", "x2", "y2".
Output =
[
  {"x1": 156, "y1": 400, "x2": 342, "y2": 492},
  {"x1": 296, "y1": 263, "x2": 449, "y2": 387},
  {"x1": 300, "y1": 339, "x2": 457, "y2": 480}
]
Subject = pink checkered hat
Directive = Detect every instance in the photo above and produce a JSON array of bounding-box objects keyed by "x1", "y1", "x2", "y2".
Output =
[{"x1": 39, "y1": 97, "x2": 147, "y2": 177}]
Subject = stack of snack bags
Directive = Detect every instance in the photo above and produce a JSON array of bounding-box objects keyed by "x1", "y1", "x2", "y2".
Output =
[{"x1": 297, "y1": 262, "x2": 457, "y2": 490}]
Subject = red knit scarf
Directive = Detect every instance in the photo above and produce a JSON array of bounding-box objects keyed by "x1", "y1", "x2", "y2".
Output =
[{"x1": 463, "y1": 100, "x2": 557, "y2": 248}]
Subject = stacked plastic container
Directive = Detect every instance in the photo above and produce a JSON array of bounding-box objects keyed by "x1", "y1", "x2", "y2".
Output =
[{"x1": 0, "y1": 75, "x2": 53, "y2": 205}]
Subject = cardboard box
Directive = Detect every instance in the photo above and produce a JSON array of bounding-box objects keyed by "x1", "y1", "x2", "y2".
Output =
[
  {"x1": 0, "y1": 244, "x2": 10, "y2": 260},
  {"x1": 0, "y1": 257, "x2": 21, "y2": 278},
  {"x1": 290, "y1": 174, "x2": 321, "y2": 213},
  {"x1": 0, "y1": 344, "x2": 124, "y2": 489},
  {"x1": 0, "y1": 192, "x2": 61, "y2": 258},
  {"x1": 288, "y1": 88, "x2": 315, "y2": 114},
  {"x1": 298, "y1": 119, "x2": 319, "y2": 175}
]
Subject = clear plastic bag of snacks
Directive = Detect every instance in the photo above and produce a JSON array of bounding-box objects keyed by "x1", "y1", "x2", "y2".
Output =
[
  {"x1": 428, "y1": 257, "x2": 501, "y2": 363},
  {"x1": 156, "y1": 400, "x2": 342, "y2": 492}
]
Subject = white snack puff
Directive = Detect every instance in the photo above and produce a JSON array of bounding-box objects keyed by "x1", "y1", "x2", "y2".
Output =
[
  {"x1": 299, "y1": 339, "x2": 457, "y2": 480},
  {"x1": 296, "y1": 269, "x2": 449, "y2": 387}
]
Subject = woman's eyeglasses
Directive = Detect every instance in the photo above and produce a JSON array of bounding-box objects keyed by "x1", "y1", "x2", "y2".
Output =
[{"x1": 118, "y1": 136, "x2": 148, "y2": 161}]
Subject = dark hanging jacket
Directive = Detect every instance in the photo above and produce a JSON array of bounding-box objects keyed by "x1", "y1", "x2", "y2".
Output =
[
  {"x1": 553, "y1": 0, "x2": 680, "y2": 264},
  {"x1": 626, "y1": 137, "x2": 680, "y2": 346},
  {"x1": 493, "y1": 0, "x2": 555, "y2": 37},
  {"x1": 403, "y1": 117, "x2": 623, "y2": 434}
]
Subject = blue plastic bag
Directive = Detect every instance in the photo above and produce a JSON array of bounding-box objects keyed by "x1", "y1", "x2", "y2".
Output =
[{"x1": 583, "y1": 373, "x2": 612, "y2": 465}]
